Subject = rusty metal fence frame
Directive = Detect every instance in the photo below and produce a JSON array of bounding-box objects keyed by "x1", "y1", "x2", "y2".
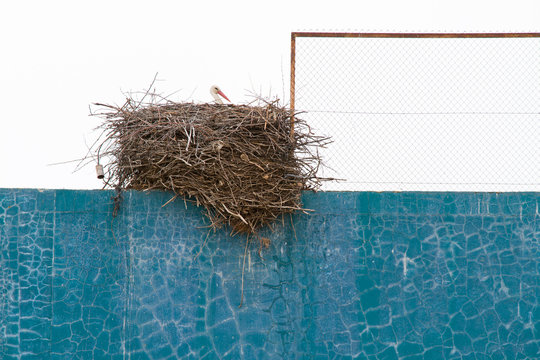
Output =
[{"x1": 290, "y1": 32, "x2": 540, "y2": 191}]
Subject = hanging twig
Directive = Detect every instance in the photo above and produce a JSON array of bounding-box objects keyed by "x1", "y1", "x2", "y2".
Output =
[{"x1": 238, "y1": 235, "x2": 250, "y2": 308}]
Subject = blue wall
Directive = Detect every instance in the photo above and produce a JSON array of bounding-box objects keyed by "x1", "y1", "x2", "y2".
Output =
[{"x1": 1, "y1": 189, "x2": 539, "y2": 359}]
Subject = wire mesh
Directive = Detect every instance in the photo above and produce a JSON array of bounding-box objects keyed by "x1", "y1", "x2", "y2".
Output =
[{"x1": 292, "y1": 33, "x2": 540, "y2": 191}]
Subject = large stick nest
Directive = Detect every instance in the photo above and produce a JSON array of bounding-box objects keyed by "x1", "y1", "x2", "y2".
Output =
[{"x1": 91, "y1": 94, "x2": 330, "y2": 234}]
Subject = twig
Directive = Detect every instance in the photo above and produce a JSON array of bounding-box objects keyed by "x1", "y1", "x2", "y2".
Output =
[
  {"x1": 238, "y1": 235, "x2": 250, "y2": 308},
  {"x1": 194, "y1": 230, "x2": 212, "y2": 261}
]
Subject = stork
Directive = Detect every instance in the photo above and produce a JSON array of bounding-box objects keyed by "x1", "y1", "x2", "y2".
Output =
[{"x1": 210, "y1": 85, "x2": 230, "y2": 104}]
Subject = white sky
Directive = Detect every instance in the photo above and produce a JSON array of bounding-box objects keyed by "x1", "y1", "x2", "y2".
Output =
[
  {"x1": 295, "y1": 37, "x2": 540, "y2": 191},
  {"x1": 1, "y1": 0, "x2": 539, "y2": 190}
]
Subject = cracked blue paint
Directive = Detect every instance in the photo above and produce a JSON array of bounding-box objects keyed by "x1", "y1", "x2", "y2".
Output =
[{"x1": 0, "y1": 189, "x2": 539, "y2": 359}]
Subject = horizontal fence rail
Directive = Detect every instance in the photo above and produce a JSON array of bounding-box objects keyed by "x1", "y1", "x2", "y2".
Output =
[{"x1": 291, "y1": 32, "x2": 540, "y2": 191}]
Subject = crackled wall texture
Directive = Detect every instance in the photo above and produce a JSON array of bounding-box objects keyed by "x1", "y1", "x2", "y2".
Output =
[{"x1": 0, "y1": 189, "x2": 539, "y2": 359}]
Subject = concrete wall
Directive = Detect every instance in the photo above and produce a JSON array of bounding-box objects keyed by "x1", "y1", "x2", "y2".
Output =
[{"x1": 1, "y1": 189, "x2": 539, "y2": 359}]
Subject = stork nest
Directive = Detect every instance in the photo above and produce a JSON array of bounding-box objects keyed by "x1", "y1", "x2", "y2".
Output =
[{"x1": 90, "y1": 94, "x2": 331, "y2": 235}]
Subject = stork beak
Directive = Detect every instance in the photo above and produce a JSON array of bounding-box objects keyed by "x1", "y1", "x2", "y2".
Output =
[{"x1": 217, "y1": 90, "x2": 230, "y2": 103}]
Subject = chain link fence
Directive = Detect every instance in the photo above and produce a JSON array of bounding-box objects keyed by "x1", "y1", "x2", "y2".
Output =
[{"x1": 291, "y1": 33, "x2": 540, "y2": 191}]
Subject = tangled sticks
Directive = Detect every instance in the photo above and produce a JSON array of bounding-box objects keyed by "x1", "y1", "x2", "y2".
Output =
[{"x1": 91, "y1": 96, "x2": 331, "y2": 235}]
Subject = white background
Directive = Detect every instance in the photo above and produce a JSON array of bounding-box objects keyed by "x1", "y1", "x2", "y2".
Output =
[
  {"x1": 294, "y1": 37, "x2": 540, "y2": 191},
  {"x1": 1, "y1": 0, "x2": 539, "y2": 189}
]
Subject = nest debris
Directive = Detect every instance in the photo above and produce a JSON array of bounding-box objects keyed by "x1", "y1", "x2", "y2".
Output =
[{"x1": 90, "y1": 94, "x2": 331, "y2": 235}]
